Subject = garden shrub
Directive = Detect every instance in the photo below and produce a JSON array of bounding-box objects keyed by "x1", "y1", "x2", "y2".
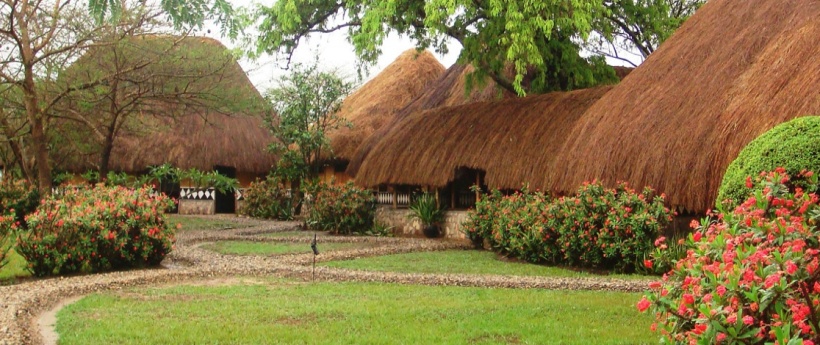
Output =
[
  {"x1": 15, "y1": 185, "x2": 176, "y2": 276},
  {"x1": 0, "y1": 179, "x2": 39, "y2": 270},
  {"x1": 239, "y1": 177, "x2": 294, "y2": 220},
  {"x1": 718, "y1": 116, "x2": 820, "y2": 209},
  {"x1": 304, "y1": 181, "x2": 376, "y2": 235},
  {"x1": 548, "y1": 182, "x2": 672, "y2": 272},
  {"x1": 462, "y1": 181, "x2": 672, "y2": 273},
  {"x1": 639, "y1": 168, "x2": 820, "y2": 344}
]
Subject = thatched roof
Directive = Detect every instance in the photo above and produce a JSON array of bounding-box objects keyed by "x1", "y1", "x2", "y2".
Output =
[
  {"x1": 326, "y1": 49, "x2": 444, "y2": 163},
  {"x1": 53, "y1": 36, "x2": 277, "y2": 174},
  {"x1": 353, "y1": 86, "x2": 613, "y2": 189},
  {"x1": 346, "y1": 63, "x2": 515, "y2": 175},
  {"x1": 549, "y1": 0, "x2": 820, "y2": 212}
]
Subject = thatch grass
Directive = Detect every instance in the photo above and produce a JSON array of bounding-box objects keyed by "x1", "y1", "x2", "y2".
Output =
[
  {"x1": 548, "y1": 0, "x2": 820, "y2": 212},
  {"x1": 347, "y1": 64, "x2": 516, "y2": 176},
  {"x1": 326, "y1": 49, "x2": 444, "y2": 163},
  {"x1": 55, "y1": 36, "x2": 276, "y2": 174},
  {"x1": 353, "y1": 86, "x2": 613, "y2": 189}
]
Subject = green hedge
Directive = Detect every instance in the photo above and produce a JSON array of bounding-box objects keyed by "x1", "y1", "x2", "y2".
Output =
[{"x1": 718, "y1": 116, "x2": 820, "y2": 209}]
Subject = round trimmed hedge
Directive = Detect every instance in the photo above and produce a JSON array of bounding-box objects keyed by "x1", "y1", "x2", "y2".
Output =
[{"x1": 717, "y1": 116, "x2": 820, "y2": 208}]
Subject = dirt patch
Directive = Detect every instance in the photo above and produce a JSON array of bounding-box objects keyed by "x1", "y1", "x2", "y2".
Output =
[
  {"x1": 469, "y1": 334, "x2": 522, "y2": 344},
  {"x1": 37, "y1": 295, "x2": 85, "y2": 345}
]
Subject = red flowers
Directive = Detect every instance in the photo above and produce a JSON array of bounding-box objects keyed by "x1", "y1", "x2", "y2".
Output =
[
  {"x1": 644, "y1": 260, "x2": 653, "y2": 269},
  {"x1": 637, "y1": 297, "x2": 651, "y2": 312}
]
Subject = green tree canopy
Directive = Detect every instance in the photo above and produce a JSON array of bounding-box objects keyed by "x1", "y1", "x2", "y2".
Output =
[{"x1": 252, "y1": 0, "x2": 705, "y2": 95}]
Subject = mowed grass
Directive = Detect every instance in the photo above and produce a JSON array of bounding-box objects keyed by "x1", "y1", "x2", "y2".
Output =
[
  {"x1": 202, "y1": 241, "x2": 371, "y2": 255},
  {"x1": 56, "y1": 279, "x2": 655, "y2": 345},
  {"x1": 0, "y1": 247, "x2": 30, "y2": 283},
  {"x1": 167, "y1": 215, "x2": 254, "y2": 232},
  {"x1": 322, "y1": 250, "x2": 653, "y2": 281}
]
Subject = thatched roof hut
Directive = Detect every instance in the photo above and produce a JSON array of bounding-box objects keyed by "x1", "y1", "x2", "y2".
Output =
[
  {"x1": 53, "y1": 36, "x2": 276, "y2": 176},
  {"x1": 353, "y1": 86, "x2": 613, "y2": 189},
  {"x1": 325, "y1": 49, "x2": 444, "y2": 164},
  {"x1": 346, "y1": 64, "x2": 515, "y2": 175},
  {"x1": 549, "y1": 0, "x2": 820, "y2": 212}
]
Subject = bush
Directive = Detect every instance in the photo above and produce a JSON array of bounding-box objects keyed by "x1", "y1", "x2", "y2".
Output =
[
  {"x1": 15, "y1": 185, "x2": 176, "y2": 276},
  {"x1": 462, "y1": 182, "x2": 672, "y2": 273},
  {"x1": 304, "y1": 181, "x2": 376, "y2": 235},
  {"x1": 0, "y1": 178, "x2": 40, "y2": 227},
  {"x1": 239, "y1": 177, "x2": 294, "y2": 220},
  {"x1": 0, "y1": 179, "x2": 40, "y2": 270},
  {"x1": 639, "y1": 169, "x2": 820, "y2": 344},
  {"x1": 549, "y1": 182, "x2": 672, "y2": 272},
  {"x1": 718, "y1": 116, "x2": 820, "y2": 209}
]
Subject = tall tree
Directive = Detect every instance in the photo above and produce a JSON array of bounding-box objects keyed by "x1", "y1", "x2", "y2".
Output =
[
  {"x1": 589, "y1": 0, "x2": 707, "y2": 66},
  {"x1": 251, "y1": 0, "x2": 705, "y2": 95}
]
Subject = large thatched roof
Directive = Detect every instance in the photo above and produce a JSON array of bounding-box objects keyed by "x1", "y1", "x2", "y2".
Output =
[
  {"x1": 549, "y1": 0, "x2": 820, "y2": 212},
  {"x1": 53, "y1": 36, "x2": 277, "y2": 174},
  {"x1": 326, "y1": 49, "x2": 444, "y2": 163},
  {"x1": 346, "y1": 63, "x2": 515, "y2": 175},
  {"x1": 353, "y1": 86, "x2": 613, "y2": 189}
]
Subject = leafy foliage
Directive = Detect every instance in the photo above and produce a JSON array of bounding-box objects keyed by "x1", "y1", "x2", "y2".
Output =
[
  {"x1": 265, "y1": 60, "x2": 355, "y2": 180},
  {"x1": 252, "y1": 0, "x2": 700, "y2": 94},
  {"x1": 463, "y1": 182, "x2": 672, "y2": 273},
  {"x1": 719, "y1": 116, "x2": 820, "y2": 210},
  {"x1": 304, "y1": 181, "x2": 377, "y2": 235},
  {"x1": 15, "y1": 185, "x2": 176, "y2": 277},
  {"x1": 239, "y1": 177, "x2": 294, "y2": 220},
  {"x1": 407, "y1": 193, "x2": 445, "y2": 226},
  {"x1": 0, "y1": 178, "x2": 39, "y2": 270},
  {"x1": 639, "y1": 169, "x2": 820, "y2": 344}
]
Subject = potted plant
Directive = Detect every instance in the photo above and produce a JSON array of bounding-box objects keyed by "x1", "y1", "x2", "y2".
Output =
[{"x1": 407, "y1": 193, "x2": 445, "y2": 238}]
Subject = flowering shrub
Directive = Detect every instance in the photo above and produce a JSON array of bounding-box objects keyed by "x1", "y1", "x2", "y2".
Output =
[
  {"x1": 239, "y1": 177, "x2": 294, "y2": 220},
  {"x1": 304, "y1": 181, "x2": 376, "y2": 235},
  {"x1": 462, "y1": 182, "x2": 671, "y2": 272},
  {"x1": 718, "y1": 116, "x2": 820, "y2": 209},
  {"x1": 0, "y1": 178, "x2": 40, "y2": 227},
  {"x1": 15, "y1": 185, "x2": 176, "y2": 276},
  {"x1": 549, "y1": 182, "x2": 673, "y2": 272},
  {"x1": 639, "y1": 169, "x2": 820, "y2": 344}
]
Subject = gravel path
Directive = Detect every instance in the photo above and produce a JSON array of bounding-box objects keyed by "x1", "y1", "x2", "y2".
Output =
[{"x1": 0, "y1": 216, "x2": 651, "y2": 345}]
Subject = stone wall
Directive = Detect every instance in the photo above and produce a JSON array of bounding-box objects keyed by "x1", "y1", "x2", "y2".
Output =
[
  {"x1": 375, "y1": 206, "x2": 468, "y2": 239},
  {"x1": 179, "y1": 199, "x2": 215, "y2": 215}
]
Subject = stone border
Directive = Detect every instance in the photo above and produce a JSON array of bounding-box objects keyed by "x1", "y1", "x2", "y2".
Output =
[{"x1": 0, "y1": 216, "x2": 652, "y2": 345}]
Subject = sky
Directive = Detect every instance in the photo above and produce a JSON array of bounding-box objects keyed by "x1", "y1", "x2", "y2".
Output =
[{"x1": 200, "y1": 13, "x2": 461, "y2": 93}]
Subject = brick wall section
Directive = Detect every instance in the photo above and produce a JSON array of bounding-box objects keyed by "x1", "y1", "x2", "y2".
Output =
[
  {"x1": 179, "y1": 199, "x2": 216, "y2": 215},
  {"x1": 375, "y1": 206, "x2": 468, "y2": 239}
]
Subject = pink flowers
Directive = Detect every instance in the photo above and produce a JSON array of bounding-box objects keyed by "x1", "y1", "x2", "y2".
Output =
[
  {"x1": 644, "y1": 260, "x2": 653, "y2": 269},
  {"x1": 637, "y1": 297, "x2": 651, "y2": 312}
]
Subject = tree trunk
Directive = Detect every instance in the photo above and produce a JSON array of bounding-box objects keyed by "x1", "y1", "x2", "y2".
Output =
[
  {"x1": 0, "y1": 116, "x2": 34, "y2": 182},
  {"x1": 29, "y1": 116, "x2": 52, "y2": 193}
]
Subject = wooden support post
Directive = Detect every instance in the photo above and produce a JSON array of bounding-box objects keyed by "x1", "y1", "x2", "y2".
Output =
[
  {"x1": 392, "y1": 185, "x2": 398, "y2": 210},
  {"x1": 450, "y1": 184, "x2": 455, "y2": 210},
  {"x1": 475, "y1": 173, "x2": 481, "y2": 203},
  {"x1": 435, "y1": 188, "x2": 440, "y2": 208}
]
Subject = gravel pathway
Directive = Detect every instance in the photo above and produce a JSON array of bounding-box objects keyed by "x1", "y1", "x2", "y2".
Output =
[{"x1": 0, "y1": 217, "x2": 651, "y2": 345}]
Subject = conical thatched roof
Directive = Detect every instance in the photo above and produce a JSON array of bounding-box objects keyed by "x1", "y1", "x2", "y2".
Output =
[
  {"x1": 549, "y1": 0, "x2": 820, "y2": 212},
  {"x1": 346, "y1": 63, "x2": 515, "y2": 175},
  {"x1": 354, "y1": 86, "x2": 613, "y2": 189},
  {"x1": 53, "y1": 35, "x2": 277, "y2": 174},
  {"x1": 326, "y1": 49, "x2": 445, "y2": 163}
]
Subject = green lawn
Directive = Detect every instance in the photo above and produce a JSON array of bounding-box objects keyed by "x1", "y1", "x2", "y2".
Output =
[
  {"x1": 202, "y1": 241, "x2": 371, "y2": 256},
  {"x1": 57, "y1": 279, "x2": 655, "y2": 344},
  {"x1": 0, "y1": 248, "x2": 30, "y2": 283},
  {"x1": 167, "y1": 215, "x2": 254, "y2": 232},
  {"x1": 322, "y1": 250, "x2": 653, "y2": 280}
]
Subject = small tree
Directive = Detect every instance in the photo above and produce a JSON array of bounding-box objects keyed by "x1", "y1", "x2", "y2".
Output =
[{"x1": 265, "y1": 60, "x2": 354, "y2": 208}]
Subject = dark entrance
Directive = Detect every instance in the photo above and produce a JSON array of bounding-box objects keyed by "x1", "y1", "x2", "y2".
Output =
[
  {"x1": 441, "y1": 168, "x2": 487, "y2": 210},
  {"x1": 214, "y1": 165, "x2": 237, "y2": 214}
]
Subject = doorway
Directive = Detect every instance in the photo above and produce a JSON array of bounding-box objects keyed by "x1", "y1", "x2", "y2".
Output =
[{"x1": 214, "y1": 165, "x2": 237, "y2": 214}]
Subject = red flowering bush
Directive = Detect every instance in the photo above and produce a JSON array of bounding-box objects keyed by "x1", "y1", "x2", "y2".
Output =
[
  {"x1": 463, "y1": 182, "x2": 671, "y2": 273},
  {"x1": 0, "y1": 179, "x2": 39, "y2": 270},
  {"x1": 462, "y1": 188, "x2": 561, "y2": 263},
  {"x1": 239, "y1": 177, "x2": 294, "y2": 220},
  {"x1": 304, "y1": 181, "x2": 376, "y2": 235},
  {"x1": 15, "y1": 185, "x2": 176, "y2": 276},
  {"x1": 548, "y1": 181, "x2": 673, "y2": 272},
  {"x1": 639, "y1": 169, "x2": 820, "y2": 344}
]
